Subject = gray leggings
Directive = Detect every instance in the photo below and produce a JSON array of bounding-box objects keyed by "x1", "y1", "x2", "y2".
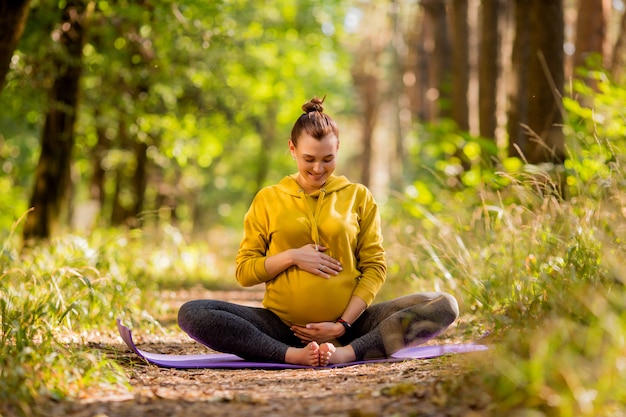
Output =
[{"x1": 177, "y1": 292, "x2": 459, "y2": 363}]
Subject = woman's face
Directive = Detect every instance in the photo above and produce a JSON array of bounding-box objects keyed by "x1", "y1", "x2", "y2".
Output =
[{"x1": 289, "y1": 133, "x2": 339, "y2": 194}]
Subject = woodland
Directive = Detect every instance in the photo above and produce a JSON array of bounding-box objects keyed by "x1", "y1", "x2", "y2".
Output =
[{"x1": 1, "y1": 0, "x2": 626, "y2": 416}]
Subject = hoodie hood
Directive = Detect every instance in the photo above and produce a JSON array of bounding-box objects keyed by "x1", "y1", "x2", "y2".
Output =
[
  {"x1": 275, "y1": 174, "x2": 352, "y2": 250},
  {"x1": 276, "y1": 174, "x2": 352, "y2": 197}
]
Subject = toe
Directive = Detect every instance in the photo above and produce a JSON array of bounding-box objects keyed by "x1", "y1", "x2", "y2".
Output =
[{"x1": 318, "y1": 343, "x2": 336, "y2": 366}]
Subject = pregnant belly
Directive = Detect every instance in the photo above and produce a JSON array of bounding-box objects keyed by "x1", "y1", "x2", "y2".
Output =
[{"x1": 264, "y1": 273, "x2": 357, "y2": 326}]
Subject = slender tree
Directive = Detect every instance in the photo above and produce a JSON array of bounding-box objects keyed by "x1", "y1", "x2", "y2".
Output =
[
  {"x1": 405, "y1": 7, "x2": 427, "y2": 121},
  {"x1": 573, "y1": 0, "x2": 607, "y2": 70},
  {"x1": 110, "y1": 119, "x2": 134, "y2": 226},
  {"x1": 507, "y1": 0, "x2": 530, "y2": 158},
  {"x1": 421, "y1": 0, "x2": 452, "y2": 121},
  {"x1": 23, "y1": 0, "x2": 93, "y2": 241},
  {"x1": 350, "y1": 1, "x2": 387, "y2": 187},
  {"x1": 89, "y1": 110, "x2": 108, "y2": 209},
  {"x1": 478, "y1": 0, "x2": 500, "y2": 140},
  {"x1": 0, "y1": 0, "x2": 32, "y2": 94},
  {"x1": 525, "y1": 0, "x2": 565, "y2": 166},
  {"x1": 573, "y1": 0, "x2": 608, "y2": 98},
  {"x1": 108, "y1": 20, "x2": 154, "y2": 226},
  {"x1": 352, "y1": 47, "x2": 381, "y2": 188},
  {"x1": 387, "y1": 0, "x2": 411, "y2": 190},
  {"x1": 451, "y1": 0, "x2": 470, "y2": 131},
  {"x1": 251, "y1": 103, "x2": 278, "y2": 193},
  {"x1": 610, "y1": 4, "x2": 626, "y2": 82}
]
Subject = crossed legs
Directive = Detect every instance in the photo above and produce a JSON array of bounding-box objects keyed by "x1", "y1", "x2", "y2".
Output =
[
  {"x1": 178, "y1": 291, "x2": 459, "y2": 366},
  {"x1": 177, "y1": 299, "x2": 335, "y2": 366}
]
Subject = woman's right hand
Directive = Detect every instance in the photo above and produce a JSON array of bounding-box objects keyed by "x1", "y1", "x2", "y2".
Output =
[{"x1": 292, "y1": 244, "x2": 343, "y2": 279}]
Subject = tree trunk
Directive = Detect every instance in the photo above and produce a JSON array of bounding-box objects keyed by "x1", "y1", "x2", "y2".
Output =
[
  {"x1": 451, "y1": 0, "x2": 470, "y2": 131},
  {"x1": 110, "y1": 118, "x2": 128, "y2": 225},
  {"x1": 573, "y1": 0, "x2": 606, "y2": 70},
  {"x1": 350, "y1": 2, "x2": 386, "y2": 188},
  {"x1": 0, "y1": 0, "x2": 32, "y2": 94},
  {"x1": 610, "y1": 7, "x2": 626, "y2": 83},
  {"x1": 107, "y1": 21, "x2": 154, "y2": 228},
  {"x1": 422, "y1": 0, "x2": 451, "y2": 121},
  {"x1": 132, "y1": 140, "x2": 148, "y2": 217},
  {"x1": 353, "y1": 64, "x2": 378, "y2": 188},
  {"x1": 526, "y1": 0, "x2": 565, "y2": 166},
  {"x1": 110, "y1": 118, "x2": 143, "y2": 227},
  {"x1": 252, "y1": 104, "x2": 277, "y2": 193},
  {"x1": 406, "y1": 8, "x2": 427, "y2": 121},
  {"x1": 507, "y1": 0, "x2": 530, "y2": 158},
  {"x1": 478, "y1": 0, "x2": 500, "y2": 140},
  {"x1": 89, "y1": 111, "x2": 108, "y2": 208},
  {"x1": 110, "y1": 170, "x2": 129, "y2": 227},
  {"x1": 388, "y1": 0, "x2": 409, "y2": 191},
  {"x1": 23, "y1": 0, "x2": 91, "y2": 242}
]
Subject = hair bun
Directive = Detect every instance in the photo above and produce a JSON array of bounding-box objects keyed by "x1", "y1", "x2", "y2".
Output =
[{"x1": 302, "y1": 96, "x2": 325, "y2": 114}]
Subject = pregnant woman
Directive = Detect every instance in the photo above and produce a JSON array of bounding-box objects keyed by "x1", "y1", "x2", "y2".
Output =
[{"x1": 178, "y1": 97, "x2": 459, "y2": 366}]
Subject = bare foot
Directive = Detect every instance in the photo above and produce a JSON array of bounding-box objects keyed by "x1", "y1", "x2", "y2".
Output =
[
  {"x1": 318, "y1": 343, "x2": 336, "y2": 366},
  {"x1": 328, "y1": 345, "x2": 356, "y2": 365},
  {"x1": 285, "y1": 342, "x2": 321, "y2": 366}
]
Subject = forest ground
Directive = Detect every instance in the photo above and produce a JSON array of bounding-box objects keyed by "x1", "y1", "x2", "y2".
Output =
[{"x1": 41, "y1": 288, "x2": 491, "y2": 417}]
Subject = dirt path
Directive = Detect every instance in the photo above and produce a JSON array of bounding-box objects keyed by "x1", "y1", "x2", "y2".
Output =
[{"x1": 44, "y1": 289, "x2": 490, "y2": 417}]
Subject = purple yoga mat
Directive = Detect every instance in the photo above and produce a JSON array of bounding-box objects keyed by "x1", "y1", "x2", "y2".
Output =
[{"x1": 117, "y1": 318, "x2": 488, "y2": 369}]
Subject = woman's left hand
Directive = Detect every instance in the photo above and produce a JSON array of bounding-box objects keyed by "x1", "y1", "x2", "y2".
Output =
[{"x1": 291, "y1": 321, "x2": 344, "y2": 343}]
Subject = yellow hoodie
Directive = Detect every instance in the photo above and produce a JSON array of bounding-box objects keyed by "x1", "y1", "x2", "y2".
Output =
[{"x1": 235, "y1": 174, "x2": 386, "y2": 326}]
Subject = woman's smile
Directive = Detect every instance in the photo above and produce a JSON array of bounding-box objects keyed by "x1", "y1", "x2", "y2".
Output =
[{"x1": 290, "y1": 132, "x2": 339, "y2": 194}]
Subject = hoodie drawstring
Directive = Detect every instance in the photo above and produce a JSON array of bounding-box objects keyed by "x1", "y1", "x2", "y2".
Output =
[{"x1": 298, "y1": 188, "x2": 326, "y2": 248}]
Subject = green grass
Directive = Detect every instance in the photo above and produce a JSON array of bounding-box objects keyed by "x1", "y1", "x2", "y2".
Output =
[
  {"x1": 381, "y1": 73, "x2": 626, "y2": 415},
  {"x1": 382, "y1": 133, "x2": 626, "y2": 415},
  {"x1": 0, "y1": 220, "x2": 236, "y2": 416}
]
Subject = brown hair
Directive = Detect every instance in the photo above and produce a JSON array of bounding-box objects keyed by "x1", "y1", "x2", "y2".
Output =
[{"x1": 290, "y1": 96, "x2": 339, "y2": 146}]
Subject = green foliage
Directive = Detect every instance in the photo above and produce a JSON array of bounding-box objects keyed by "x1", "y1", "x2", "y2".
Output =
[
  {"x1": 386, "y1": 172, "x2": 625, "y2": 416},
  {"x1": 0, "y1": 212, "x2": 240, "y2": 415},
  {"x1": 397, "y1": 119, "x2": 507, "y2": 219},
  {"x1": 1, "y1": 0, "x2": 353, "y2": 236},
  {"x1": 563, "y1": 73, "x2": 626, "y2": 201},
  {"x1": 0, "y1": 222, "x2": 136, "y2": 414},
  {"x1": 383, "y1": 70, "x2": 626, "y2": 416}
]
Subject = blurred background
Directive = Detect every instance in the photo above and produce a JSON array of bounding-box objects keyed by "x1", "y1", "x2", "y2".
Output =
[{"x1": 1, "y1": 0, "x2": 621, "y2": 242}]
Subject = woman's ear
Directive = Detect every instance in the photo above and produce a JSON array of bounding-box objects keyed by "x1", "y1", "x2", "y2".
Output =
[{"x1": 288, "y1": 140, "x2": 296, "y2": 159}]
